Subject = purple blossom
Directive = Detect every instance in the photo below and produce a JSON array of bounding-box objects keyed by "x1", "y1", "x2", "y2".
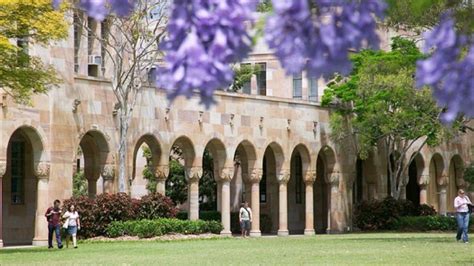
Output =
[
  {"x1": 416, "y1": 16, "x2": 474, "y2": 123},
  {"x1": 265, "y1": 0, "x2": 387, "y2": 78},
  {"x1": 52, "y1": 0, "x2": 134, "y2": 21},
  {"x1": 158, "y1": 0, "x2": 256, "y2": 107}
]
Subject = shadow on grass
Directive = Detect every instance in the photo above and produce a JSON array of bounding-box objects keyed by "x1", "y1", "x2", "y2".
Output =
[{"x1": 341, "y1": 236, "x2": 453, "y2": 243}]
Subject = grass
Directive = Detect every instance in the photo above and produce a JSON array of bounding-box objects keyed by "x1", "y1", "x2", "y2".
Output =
[{"x1": 1, "y1": 233, "x2": 473, "y2": 265}]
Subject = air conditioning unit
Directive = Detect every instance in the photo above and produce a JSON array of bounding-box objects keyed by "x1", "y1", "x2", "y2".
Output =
[{"x1": 88, "y1": 55, "x2": 102, "y2": 65}]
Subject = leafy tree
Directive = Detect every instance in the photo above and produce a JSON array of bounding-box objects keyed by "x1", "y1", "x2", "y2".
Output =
[
  {"x1": 73, "y1": 171, "x2": 88, "y2": 197},
  {"x1": 229, "y1": 64, "x2": 260, "y2": 93},
  {"x1": 322, "y1": 37, "x2": 455, "y2": 199},
  {"x1": 141, "y1": 145, "x2": 157, "y2": 193},
  {"x1": 0, "y1": 0, "x2": 67, "y2": 104},
  {"x1": 200, "y1": 149, "x2": 217, "y2": 211},
  {"x1": 73, "y1": 1, "x2": 168, "y2": 192},
  {"x1": 464, "y1": 163, "x2": 474, "y2": 191},
  {"x1": 166, "y1": 159, "x2": 187, "y2": 205}
]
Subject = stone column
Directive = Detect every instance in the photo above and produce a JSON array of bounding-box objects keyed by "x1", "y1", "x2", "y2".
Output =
[
  {"x1": 250, "y1": 168, "x2": 262, "y2": 237},
  {"x1": 87, "y1": 178, "x2": 98, "y2": 198},
  {"x1": 367, "y1": 182, "x2": 377, "y2": 200},
  {"x1": 438, "y1": 185, "x2": 447, "y2": 215},
  {"x1": 419, "y1": 176, "x2": 429, "y2": 205},
  {"x1": 33, "y1": 163, "x2": 50, "y2": 246},
  {"x1": 328, "y1": 172, "x2": 340, "y2": 234},
  {"x1": 277, "y1": 170, "x2": 290, "y2": 236},
  {"x1": 101, "y1": 165, "x2": 115, "y2": 194},
  {"x1": 0, "y1": 160, "x2": 6, "y2": 248},
  {"x1": 304, "y1": 179, "x2": 315, "y2": 235},
  {"x1": 187, "y1": 167, "x2": 202, "y2": 221},
  {"x1": 220, "y1": 167, "x2": 232, "y2": 236},
  {"x1": 217, "y1": 182, "x2": 222, "y2": 212},
  {"x1": 155, "y1": 165, "x2": 169, "y2": 195}
]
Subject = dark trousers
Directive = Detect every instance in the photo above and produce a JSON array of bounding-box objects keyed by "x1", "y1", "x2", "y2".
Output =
[{"x1": 48, "y1": 224, "x2": 63, "y2": 248}]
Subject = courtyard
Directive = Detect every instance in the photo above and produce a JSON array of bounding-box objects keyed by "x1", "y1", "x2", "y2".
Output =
[{"x1": 0, "y1": 233, "x2": 473, "y2": 265}]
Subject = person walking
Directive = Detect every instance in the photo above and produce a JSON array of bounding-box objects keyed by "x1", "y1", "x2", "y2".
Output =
[
  {"x1": 454, "y1": 189, "x2": 472, "y2": 243},
  {"x1": 45, "y1": 199, "x2": 63, "y2": 249},
  {"x1": 63, "y1": 204, "x2": 81, "y2": 248},
  {"x1": 239, "y1": 202, "x2": 252, "y2": 238}
]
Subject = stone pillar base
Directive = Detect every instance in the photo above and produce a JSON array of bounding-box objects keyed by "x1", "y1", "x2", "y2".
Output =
[
  {"x1": 220, "y1": 230, "x2": 232, "y2": 236},
  {"x1": 304, "y1": 229, "x2": 315, "y2": 236},
  {"x1": 32, "y1": 238, "x2": 48, "y2": 247},
  {"x1": 277, "y1": 230, "x2": 289, "y2": 236},
  {"x1": 0, "y1": 239, "x2": 3, "y2": 248},
  {"x1": 250, "y1": 230, "x2": 261, "y2": 237}
]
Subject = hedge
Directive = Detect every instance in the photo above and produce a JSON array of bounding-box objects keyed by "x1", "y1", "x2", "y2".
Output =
[
  {"x1": 354, "y1": 197, "x2": 437, "y2": 231},
  {"x1": 63, "y1": 193, "x2": 178, "y2": 238},
  {"x1": 392, "y1": 216, "x2": 474, "y2": 232},
  {"x1": 106, "y1": 218, "x2": 223, "y2": 238},
  {"x1": 176, "y1": 211, "x2": 221, "y2": 221}
]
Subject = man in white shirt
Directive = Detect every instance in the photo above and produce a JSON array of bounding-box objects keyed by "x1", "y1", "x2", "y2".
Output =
[{"x1": 454, "y1": 189, "x2": 472, "y2": 243}]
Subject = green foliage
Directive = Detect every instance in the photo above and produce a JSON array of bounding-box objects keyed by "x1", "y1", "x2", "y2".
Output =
[
  {"x1": 230, "y1": 64, "x2": 260, "y2": 92},
  {"x1": 166, "y1": 159, "x2": 188, "y2": 204},
  {"x1": 322, "y1": 38, "x2": 449, "y2": 197},
  {"x1": 200, "y1": 149, "x2": 217, "y2": 211},
  {"x1": 140, "y1": 146, "x2": 157, "y2": 193},
  {"x1": 63, "y1": 192, "x2": 177, "y2": 238},
  {"x1": 0, "y1": 0, "x2": 68, "y2": 104},
  {"x1": 354, "y1": 197, "x2": 437, "y2": 231},
  {"x1": 391, "y1": 216, "x2": 473, "y2": 232},
  {"x1": 257, "y1": 0, "x2": 273, "y2": 13},
  {"x1": 106, "y1": 218, "x2": 223, "y2": 238},
  {"x1": 72, "y1": 171, "x2": 88, "y2": 197},
  {"x1": 176, "y1": 211, "x2": 221, "y2": 221},
  {"x1": 463, "y1": 163, "x2": 474, "y2": 190}
]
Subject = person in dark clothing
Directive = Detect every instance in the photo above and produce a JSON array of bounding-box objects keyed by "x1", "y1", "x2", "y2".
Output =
[{"x1": 45, "y1": 199, "x2": 63, "y2": 249}]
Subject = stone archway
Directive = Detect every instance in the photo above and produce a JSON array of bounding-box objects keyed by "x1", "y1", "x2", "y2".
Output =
[
  {"x1": 448, "y1": 155, "x2": 464, "y2": 212},
  {"x1": 260, "y1": 142, "x2": 284, "y2": 235},
  {"x1": 428, "y1": 153, "x2": 444, "y2": 211},
  {"x1": 201, "y1": 138, "x2": 227, "y2": 212},
  {"x1": 78, "y1": 131, "x2": 110, "y2": 198},
  {"x1": 131, "y1": 134, "x2": 162, "y2": 198},
  {"x1": 288, "y1": 144, "x2": 311, "y2": 235},
  {"x1": 168, "y1": 136, "x2": 196, "y2": 219},
  {"x1": 2, "y1": 127, "x2": 44, "y2": 246},
  {"x1": 232, "y1": 140, "x2": 257, "y2": 233},
  {"x1": 406, "y1": 153, "x2": 424, "y2": 206},
  {"x1": 314, "y1": 146, "x2": 336, "y2": 234}
]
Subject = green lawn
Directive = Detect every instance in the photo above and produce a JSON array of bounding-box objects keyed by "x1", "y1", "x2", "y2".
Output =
[{"x1": 1, "y1": 233, "x2": 473, "y2": 265}]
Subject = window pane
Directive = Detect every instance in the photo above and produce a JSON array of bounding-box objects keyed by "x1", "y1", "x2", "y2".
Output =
[
  {"x1": 241, "y1": 63, "x2": 251, "y2": 94},
  {"x1": 309, "y1": 78, "x2": 318, "y2": 102},
  {"x1": 293, "y1": 73, "x2": 302, "y2": 99},
  {"x1": 256, "y1": 63, "x2": 266, "y2": 96}
]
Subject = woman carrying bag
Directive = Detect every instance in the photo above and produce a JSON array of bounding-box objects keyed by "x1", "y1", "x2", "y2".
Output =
[{"x1": 63, "y1": 205, "x2": 81, "y2": 248}]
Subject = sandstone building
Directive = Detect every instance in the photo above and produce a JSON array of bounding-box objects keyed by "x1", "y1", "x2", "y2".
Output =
[{"x1": 0, "y1": 16, "x2": 472, "y2": 247}]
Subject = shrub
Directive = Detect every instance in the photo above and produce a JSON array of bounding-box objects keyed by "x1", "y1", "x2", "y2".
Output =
[
  {"x1": 392, "y1": 216, "x2": 459, "y2": 231},
  {"x1": 137, "y1": 193, "x2": 178, "y2": 220},
  {"x1": 176, "y1": 211, "x2": 221, "y2": 221},
  {"x1": 106, "y1": 218, "x2": 223, "y2": 238},
  {"x1": 63, "y1": 196, "x2": 96, "y2": 238},
  {"x1": 64, "y1": 192, "x2": 178, "y2": 238},
  {"x1": 354, "y1": 197, "x2": 438, "y2": 231}
]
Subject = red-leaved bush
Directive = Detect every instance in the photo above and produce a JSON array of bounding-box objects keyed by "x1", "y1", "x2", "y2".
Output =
[{"x1": 63, "y1": 192, "x2": 178, "y2": 238}]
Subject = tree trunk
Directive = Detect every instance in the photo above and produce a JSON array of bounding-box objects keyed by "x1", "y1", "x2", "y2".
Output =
[{"x1": 118, "y1": 109, "x2": 130, "y2": 193}]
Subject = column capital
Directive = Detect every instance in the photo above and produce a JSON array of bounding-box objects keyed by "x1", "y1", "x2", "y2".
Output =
[
  {"x1": 35, "y1": 162, "x2": 50, "y2": 180},
  {"x1": 438, "y1": 174, "x2": 449, "y2": 187},
  {"x1": 0, "y1": 160, "x2": 6, "y2": 178},
  {"x1": 155, "y1": 165, "x2": 169, "y2": 181},
  {"x1": 328, "y1": 171, "x2": 340, "y2": 186},
  {"x1": 186, "y1": 166, "x2": 202, "y2": 183},
  {"x1": 304, "y1": 170, "x2": 316, "y2": 184},
  {"x1": 219, "y1": 167, "x2": 233, "y2": 182},
  {"x1": 418, "y1": 174, "x2": 430, "y2": 187},
  {"x1": 249, "y1": 168, "x2": 262, "y2": 184},
  {"x1": 277, "y1": 169, "x2": 290, "y2": 184},
  {"x1": 101, "y1": 164, "x2": 115, "y2": 181}
]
